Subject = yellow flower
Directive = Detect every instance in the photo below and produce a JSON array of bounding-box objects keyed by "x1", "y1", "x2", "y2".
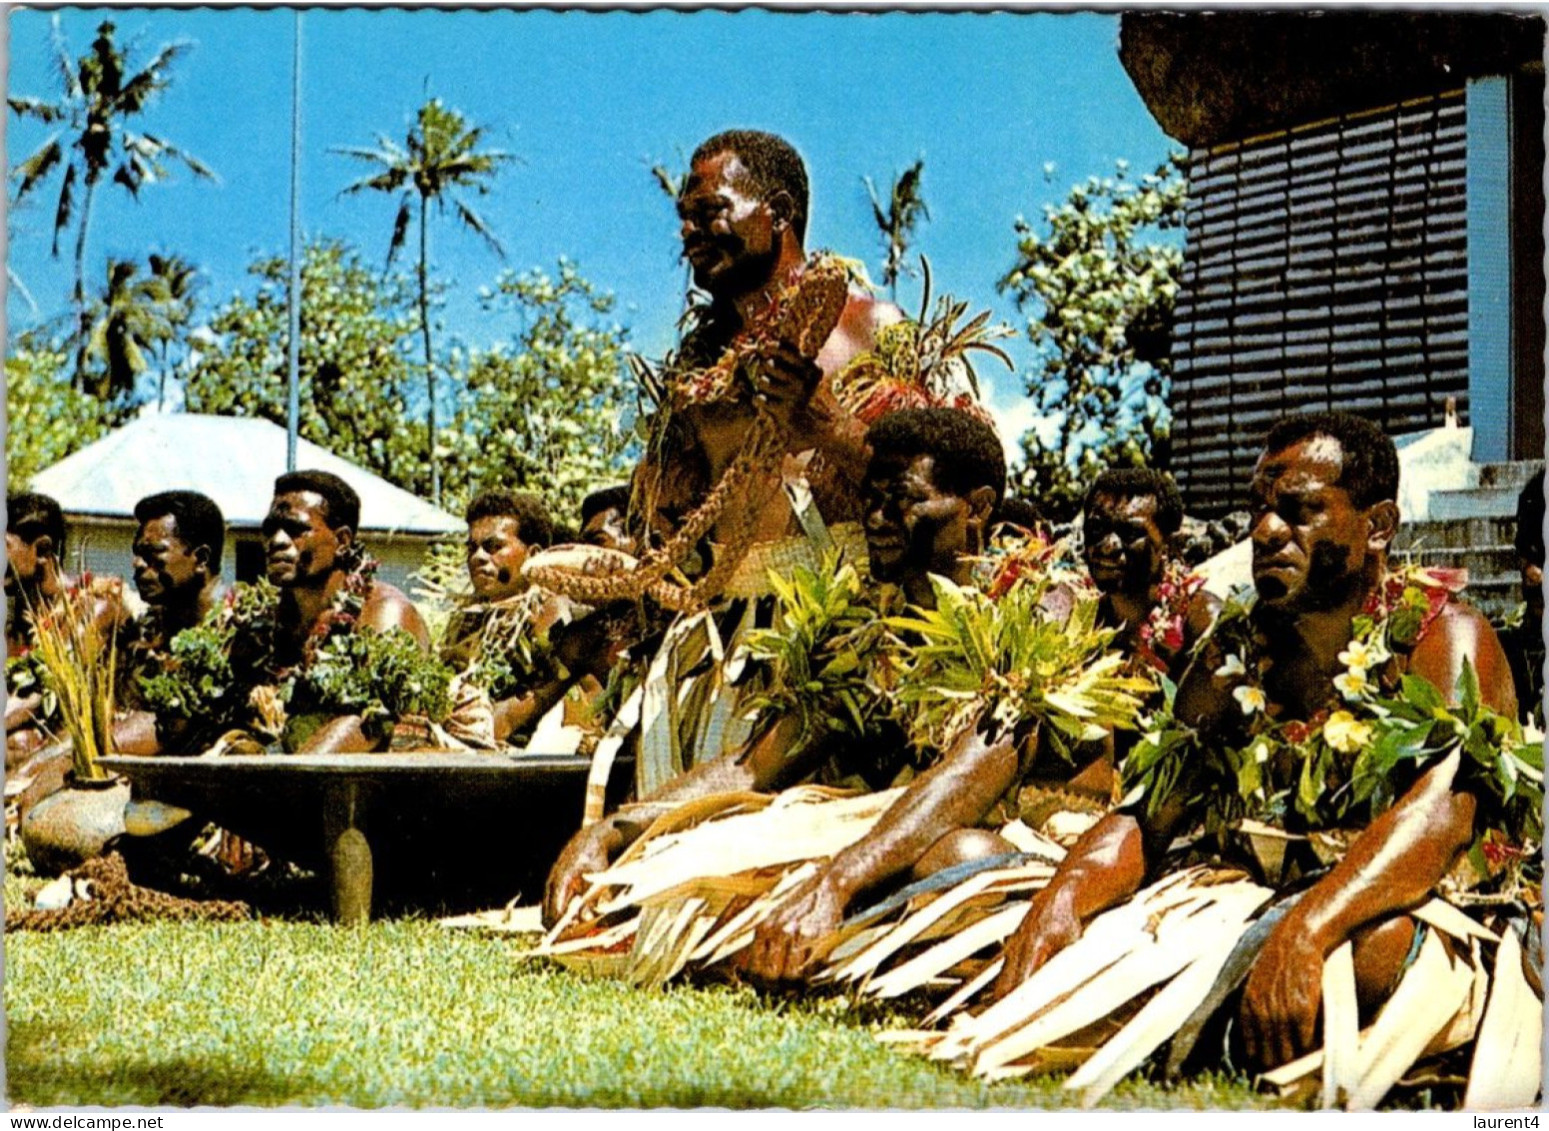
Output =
[
  {"x1": 1324, "y1": 710, "x2": 1373, "y2": 754},
  {"x1": 1233, "y1": 684, "x2": 1267, "y2": 715},
  {"x1": 1333, "y1": 668, "x2": 1370, "y2": 701}
]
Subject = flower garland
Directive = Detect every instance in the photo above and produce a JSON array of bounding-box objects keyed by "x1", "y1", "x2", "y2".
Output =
[
  {"x1": 662, "y1": 251, "x2": 857, "y2": 412},
  {"x1": 1133, "y1": 557, "x2": 1207, "y2": 674},
  {"x1": 1122, "y1": 565, "x2": 1543, "y2": 860}
]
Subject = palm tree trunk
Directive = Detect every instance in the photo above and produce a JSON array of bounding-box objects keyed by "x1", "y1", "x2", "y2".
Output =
[
  {"x1": 418, "y1": 196, "x2": 439, "y2": 506},
  {"x1": 71, "y1": 175, "x2": 98, "y2": 394}
]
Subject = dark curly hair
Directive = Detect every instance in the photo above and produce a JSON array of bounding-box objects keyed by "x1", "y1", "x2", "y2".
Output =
[
  {"x1": 274, "y1": 470, "x2": 361, "y2": 534},
  {"x1": 866, "y1": 408, "x2": 1006, "y2": 509},
  {"x1": 692, "y1": 129, "x2": 810, "y2": 242},
  {"x1": 134, "y1": 490, "x2": 226, "y2": 573},
  {"x1": 6, "y1": 492, "x2": 65, "y2": 557},
  {"x1": 466, "y1": 489, "x2": 554, "y2": 549},
  {"x1": 1084, "y1": 468, "x2": 1184, "y2": 536},
  {"x1": 1262, "y1": 412, "x2": 1399, "y2": 509}
]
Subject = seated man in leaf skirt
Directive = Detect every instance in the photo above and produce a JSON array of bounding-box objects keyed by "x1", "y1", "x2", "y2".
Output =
[
  {"x1": 993, "y1": 411, "x2": 1529, "y2": 1071},
  {"x1": 544, "y1": 407, "x2": 1134, "y2": 951}
]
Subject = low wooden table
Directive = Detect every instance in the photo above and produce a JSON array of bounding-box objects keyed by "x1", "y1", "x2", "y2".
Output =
[{"x1": 100, "y1": 751, "x2": 632, "y2": 923}]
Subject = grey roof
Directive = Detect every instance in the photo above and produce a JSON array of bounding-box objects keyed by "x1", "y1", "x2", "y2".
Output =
[{"x1": 31, "y1": 413, "x2": 462, "y2": 536}]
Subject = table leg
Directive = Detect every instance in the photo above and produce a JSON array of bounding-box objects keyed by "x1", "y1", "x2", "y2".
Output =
[{"x1": 322, "y1": 780, "x2": 372, "y2": 924}]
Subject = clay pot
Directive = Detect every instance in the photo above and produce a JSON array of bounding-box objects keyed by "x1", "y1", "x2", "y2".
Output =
[{"x1": 20, "y1": 771, "x2": 130, "y2": 876}]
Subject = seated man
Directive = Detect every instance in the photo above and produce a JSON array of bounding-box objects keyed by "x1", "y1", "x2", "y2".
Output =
[
  {"x1": 545, "y1": 408, "x2": 1124, "y2": 947},
  {"x1": 262, "y1": 470, "x2": 430, "y2": 753},
  {"x1": 1081, "y1": 467, "x2": 1218, "y2": 678},
  {"x1": 5, "y1": 492, "x2": 130, "y2": 769},
  {"x1": 443, "y1": 489, "x2": 593, "y2": 746},
  {"x1": 113, "y1": 490, "x2": 229, "y2": 756},
  {"x1": 993, "y1": 412, "x2": 1520, "y2": 1070},
  {"x1": 578, "y1": 485, "x2": 635, "y2": 554},
  {"x1": 1503, "y1": 468, "x2": 1544, "y2": 728}
]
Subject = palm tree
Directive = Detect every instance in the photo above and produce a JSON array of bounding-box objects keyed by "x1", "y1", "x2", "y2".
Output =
[
  {"x1": 864, "y1": 158, "x2": 930, "y2": 300},
  {"x1": 335, "y1": 96, "x2": 514, "y2": 505},
  {"x1": 8, "y1": 16, "x2": 216, "y2": 391},
  {"x1": 147, "y1": 253, "x2": 198, "y2": 409},
  {"x1": 83, "y1": 257, "x2": 180, "y2": 401}
]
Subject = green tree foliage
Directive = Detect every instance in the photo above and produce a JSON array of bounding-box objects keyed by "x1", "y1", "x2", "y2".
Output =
[
  {"x1": 5, "y1": 331, "x2": 127, "y2": 490},
  {"x1": 1002, "y1": 157, "x2": 1186, "y2": 520},
  {"x1": 335, "y1": 96, "x2": 515, "y2": 505},
  {"x1": 8, "y1": 16, "x2": 215, "y2": 391},
  {"x1": 182, "y1": 243, "x2": 636, "y2": 522},
  {"x1": 182, "y1": 239, "x2": 426, "y2": 488},
  {"x1": 443, "y1": 258, "x2": 637, "y2": 522},
  {"x1": 864, "y1": 158, "x2": 929, "y2": 299}
]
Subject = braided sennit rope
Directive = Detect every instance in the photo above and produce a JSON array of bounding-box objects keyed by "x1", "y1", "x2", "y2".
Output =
[
  {"x1": 6, "y1": 852, "x2": 252, "y2": 932},
  {"x1": 526, "y1": 259, "x2": 850, "y2": 610}
]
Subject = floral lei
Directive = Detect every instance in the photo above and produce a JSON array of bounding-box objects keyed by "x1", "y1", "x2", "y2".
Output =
[
  {"x1": 1134, "y1": 557, "x2": 1207, "y2": 674},
  {"x1": 1123, "y1": 565, "x2": 1543, "y2": 866}
]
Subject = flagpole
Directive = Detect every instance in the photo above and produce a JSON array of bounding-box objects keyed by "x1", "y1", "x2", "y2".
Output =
[{"x1": 286, "y1": 9, "x2": 303, "y2": 471}]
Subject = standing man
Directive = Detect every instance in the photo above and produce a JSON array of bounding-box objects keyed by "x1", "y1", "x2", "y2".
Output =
[
  {"x1": 993, "y1": 413, "x2": 1519, "y2": 1069},
  {"x1": 638, "y1": 129, "x2": 904, "y2": 552}
]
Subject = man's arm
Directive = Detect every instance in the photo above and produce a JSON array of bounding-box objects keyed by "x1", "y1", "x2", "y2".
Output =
[
  {"x1": 1240, "y1": 604, "x2": 1512, "y2": 1067},
  {"x1": 736, "y1": 722, "x2": 1024, "y2": 984},
  {"x1": 1240, "y1": 752, "x2": 1476, "y2": 1068},
  {"x1": 542, "y1": 713, "x2": 820, "y2": 926}
]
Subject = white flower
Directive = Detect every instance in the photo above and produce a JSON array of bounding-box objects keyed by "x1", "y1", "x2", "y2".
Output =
[
  {"x1": 1333, "y1": 668, "x2": 1370, "y2": 701},
  {"x1": 1337, "y1": 639, "x2": 1389, "y2": 672},
  {"x1": 1324, "y1": 710, "x2": 1374, "y2": 754},
  {"x1": 1251, "y1": 740, "x2": 1271, "y2": 764},
  {"x1": 1215, "y1": 653, "x2": 1247, "y2": 680},
  {"x1": 1233, "y1": 685, "x2": 1267, "y2": 715}
]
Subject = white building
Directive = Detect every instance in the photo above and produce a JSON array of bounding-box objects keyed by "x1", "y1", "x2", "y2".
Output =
[{"x1": 29, "y1": 414, "x2": 463, "y2": 595}]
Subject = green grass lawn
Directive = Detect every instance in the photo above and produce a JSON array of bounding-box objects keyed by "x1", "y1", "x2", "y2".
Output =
[{"x1": 5, "y1": 867, "x2": 1280, "y2": 1110}]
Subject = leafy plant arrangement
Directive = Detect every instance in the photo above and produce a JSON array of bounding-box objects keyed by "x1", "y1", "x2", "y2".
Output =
[
  {"x1": 6, "y1": 649, "x2": 59, "y2": 727},
  {"x1": 137, "y1": 580, "x2": 282, "y2": 742},
  {"x1": 286, "y1": 628, "x2": 455, "y2": 745},
  {"x1": 26, "y1": 577, "x2": 123, "y2": 781},
  {"x1": 742, "y1": 551, "x2": 892, "y2": 755},
  {"x1": 1123, "y1": 567, "x2": 1543, "y2": 863},
  {"x1": 885, "y1": 554, "x2": 1154, "y2": 762},
  {"x1": 833, "y1": 256, "x2": 1014, "y2": 425},
  {"x1": 454, "y1": 587, "x2": 567, "y2": 704}
]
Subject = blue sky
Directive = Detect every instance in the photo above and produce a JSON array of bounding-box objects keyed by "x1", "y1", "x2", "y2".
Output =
[{"x1": 5, "y1": 6, "x2": 1176, "y2": 449}]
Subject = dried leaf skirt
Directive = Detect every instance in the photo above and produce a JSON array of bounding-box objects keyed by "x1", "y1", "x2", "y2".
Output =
[{"x1": 531, "y1": 783, "x2": 1543, "y2": 1110}]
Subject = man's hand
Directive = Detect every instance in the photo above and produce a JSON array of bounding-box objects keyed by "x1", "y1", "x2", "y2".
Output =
[
  {"x1": 735, "y1": 870, "x2": 847, "y2": 985},
  {"x1": 992, "y1": 885, "x2": 1084, "y2": 1000},
  {"x1": 1240, "y1": 916, "x2": 1325, "y2": 1069},
  {"x1": 753, "y1": 343, "x2": 822, "y2": 433},
  {"x1": 543, "y1": 819, "x2": 620, "y2": 928}
]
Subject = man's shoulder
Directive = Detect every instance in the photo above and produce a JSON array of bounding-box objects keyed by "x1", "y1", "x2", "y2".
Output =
[
  {"x1": 1410, "y1": 596, "x2": 1517, "y2": 716},
  {"x1": 362, "y1": 579, "x2": 430, "y2": 642}
]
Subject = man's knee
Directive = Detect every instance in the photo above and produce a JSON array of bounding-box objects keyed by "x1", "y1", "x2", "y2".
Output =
[
  {"x1": 1350, "y1": 915, "x2": 1418, "y2": 1018},
  {"x1": 911, "y1": 828, "x2": 1018, "y2": 881}
]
